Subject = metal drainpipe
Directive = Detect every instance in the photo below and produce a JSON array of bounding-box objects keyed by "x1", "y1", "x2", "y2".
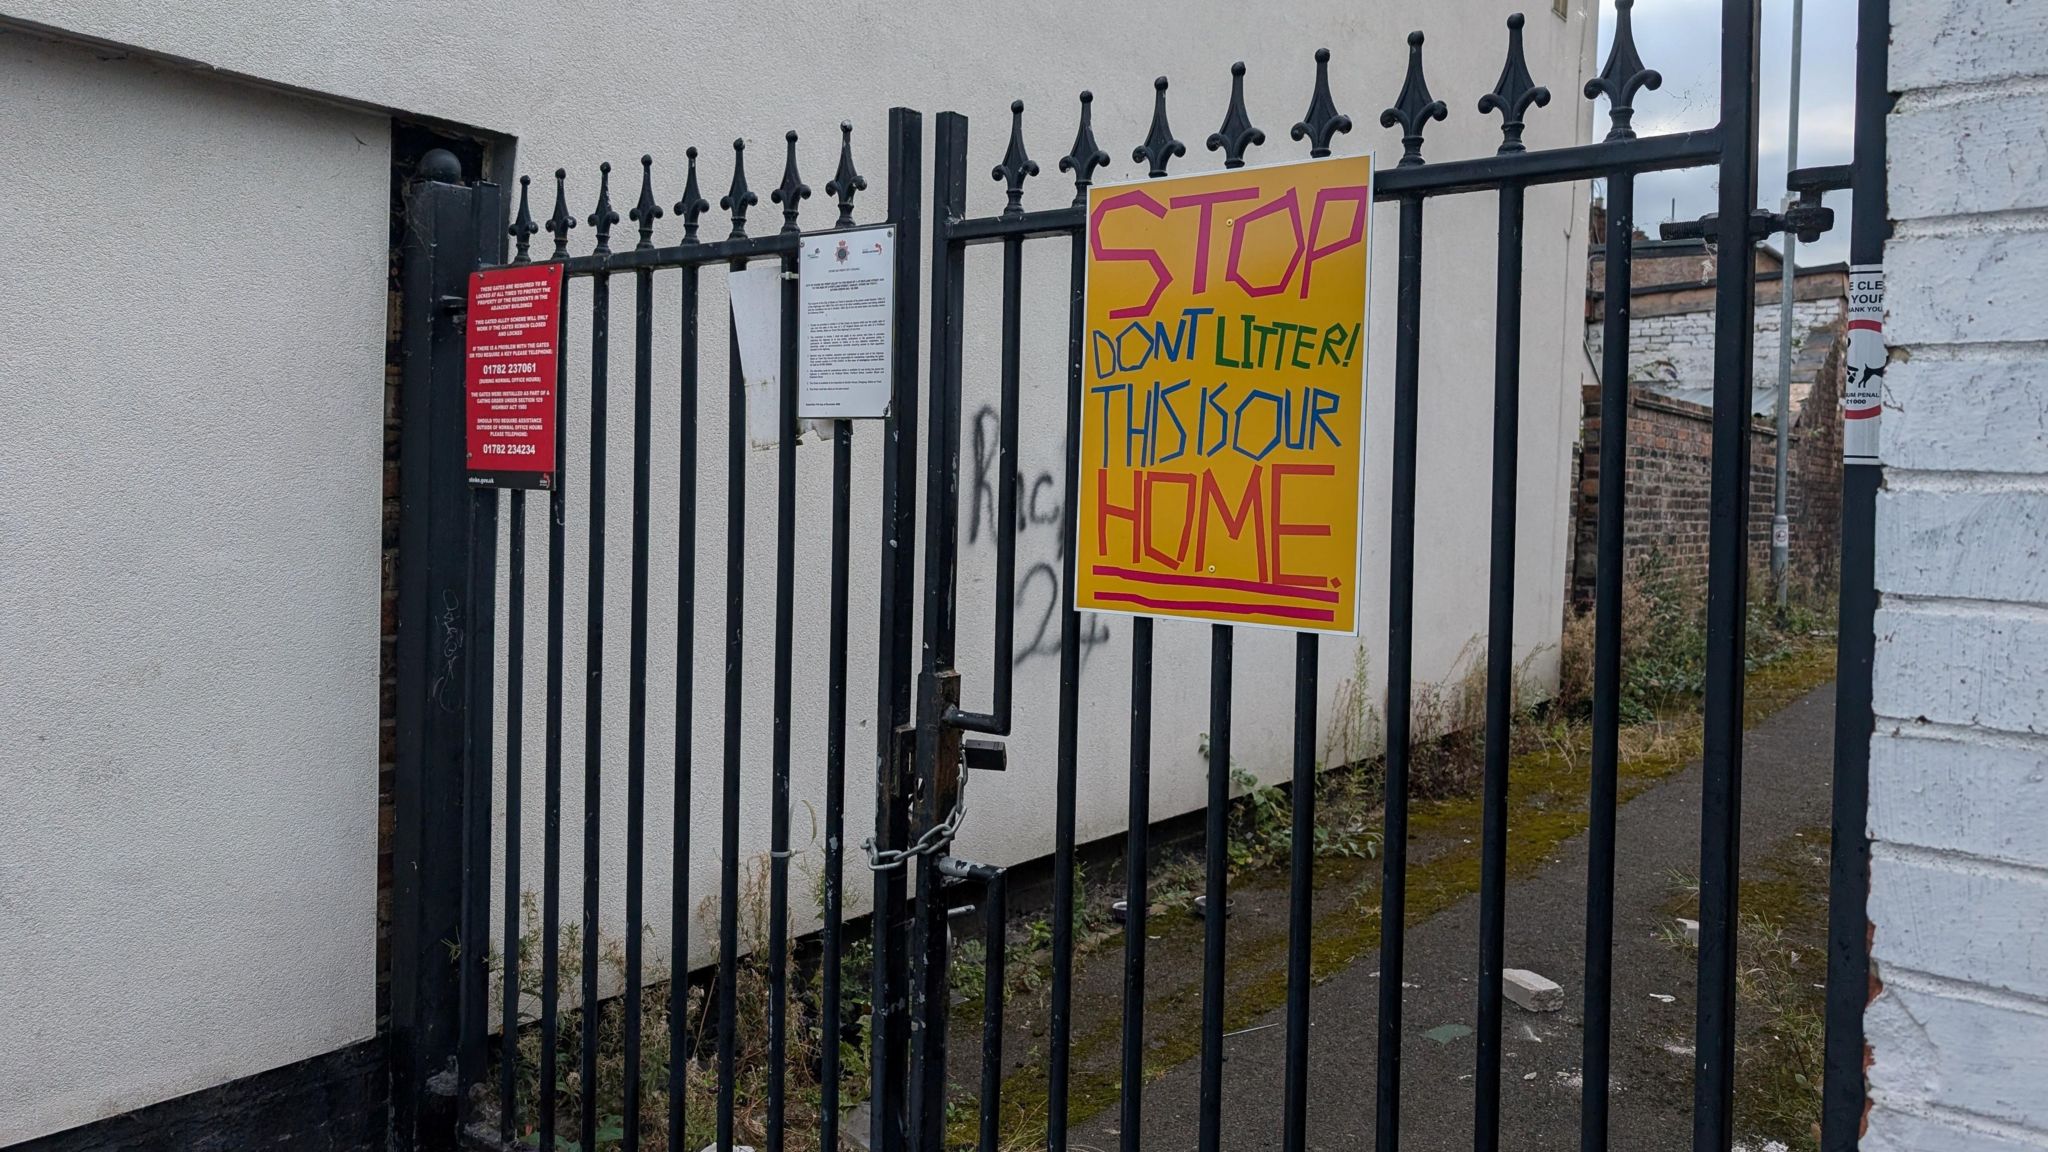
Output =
[{"x1": 1773, "y1": 0, "x2": 1804, "y2": 609}]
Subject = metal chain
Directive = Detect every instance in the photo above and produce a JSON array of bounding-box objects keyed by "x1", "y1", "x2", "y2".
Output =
[{"x1": 862, "y1": 764, "x2": 967, "y2": 872}]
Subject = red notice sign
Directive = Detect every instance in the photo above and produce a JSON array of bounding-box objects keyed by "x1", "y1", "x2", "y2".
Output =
[{"x1": 465, "y1": 263, "x2": 563, "y2": 489}]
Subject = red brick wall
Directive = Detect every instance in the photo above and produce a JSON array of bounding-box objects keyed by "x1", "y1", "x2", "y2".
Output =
[{"x1": 1571, "y1": 352, "x2": 1843, "y2": 607}]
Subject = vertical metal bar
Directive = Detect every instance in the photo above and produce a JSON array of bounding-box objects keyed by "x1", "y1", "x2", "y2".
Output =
[
  {"x1": 986, "y1": 233, "x2": 1024, "y2": 730},
  {"x1": 911, "y1": 110, "x2": 969, "y2": 1152},
  {"x1": 1821, "y1": 0, "x2": 1885, "y2": 1143},
  {"x1": 1048, "y1": 187, "x2": 1086, "y2": 1152},
  {"x1": 669, "y1": 265, "x2": 701, "y2": 1147},
  {"x1": 767, "y1": 243, "x2": 801, "y2": 1152},
  {"x1": 580, "y1": 260, "x2": 611, "y2": 1152},
  {"x1": 1579, "y1": 172, "x2": 1635, "y2": 1152},
  {"x1": 459, "y1": 184, "x2": 504, "y2": 1135},
  {"x1": 1772, "y1": 0, "x2": 1806, "y2": 609},
  {"x1": 1694, "y1": 2, "x2": 1763, "y2": 1147},
  {"x1": 821, "y1": 420, "x2": 853, "y2": 1150},
  {"x1": 965, "y1": 865, "x2": 1010, "y2": 1152},
  {"x1": 501, "y1": 489, "x2": 527, "y2": 1142},
  {"x1": 1118, "y1": 616, "x2": 1152, "y2": 1152},
  {"x1": 872, "y1": 108, "x2": 923, "y2": 1152},
  {"x1": 622, "y1": 244, "x2": 656, "y2": 1152},
  {"x1": 1281, "y1": 632, "x2": 1318, "y2": 1152},
  {"x1": 1196, "y1": 623, "x2": 1231, "y2": 1152},
  {"x1": 499, "y1": 211, "x2": 535, "y2": 1139},
  {"x1": 1474, "y1": 179, "x2": 1526, "y2": 1152},
  {"x1": 718, "y1": 299, "x2": 745, "y2": 1152},
  {"x1": 465, "y1": 492, "x2": 501, "y2": 1116},
  {"x1": 1374, "y1": 192, "x2": 1426, "y2": 1152},
  {"x1": 922, "y1": 114, "x2": 968, "y2": 674},
  {"x1": 540, "y1": 271, "x2": 572, "y2": 1152}
]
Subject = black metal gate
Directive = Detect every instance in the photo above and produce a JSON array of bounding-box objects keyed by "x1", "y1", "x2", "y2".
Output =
[{"x1": 391, "y1": 2, "x2": 1881, "y2": 1149}]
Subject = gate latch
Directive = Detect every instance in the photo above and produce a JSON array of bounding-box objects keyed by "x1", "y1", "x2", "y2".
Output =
[
  {"x1": 1660, "y1": 189, "x2": 1836, "y2": 248},
  {"x1": 962, "y1": 738, "x2": 1007, "y2": 774}
]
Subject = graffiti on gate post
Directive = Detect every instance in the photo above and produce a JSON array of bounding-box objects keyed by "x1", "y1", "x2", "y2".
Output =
[{"x1": 968, "y1": 406, "x2": 1115, "y2": 668}]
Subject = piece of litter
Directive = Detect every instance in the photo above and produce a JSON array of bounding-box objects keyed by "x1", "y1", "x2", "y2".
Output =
[
  {"x1": 1503, "y1": 968, "x2": 1564, "y2": 1013},
  {"x1": 1649, "y1": 993, "x2": 1676, "y2": 1003},
  {"x1": 1424, "y1": 1023, "x2": 1472, "y2": 1045},
  {"x1": 1677, "y1": 917, "x2": 1700, "y2": 946},
  {"x1": 1523, "y1": 1071, "x2": 1537, "y2": 1081},
  {"x1": 1224, "y1": 1021, "x2": 1281, "y2": 1039},
  {"x1": 1522, "y1": 1024, "x2": 1545, "y2": 1043}
]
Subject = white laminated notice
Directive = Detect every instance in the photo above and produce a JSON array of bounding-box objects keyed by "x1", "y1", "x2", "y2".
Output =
[
  {"x1": 1843, "y1": 265, "x2": 1883, "y2": 465},
  {"x1": 729, "y1": 262, "x2": 787, "y2": 450},
  {"x1": 798, "y1": 226, "x2": 896, "y2": 418}
]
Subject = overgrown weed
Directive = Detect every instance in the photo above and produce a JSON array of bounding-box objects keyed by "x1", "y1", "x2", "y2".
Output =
[{"x1": 481, "y1": 857, "x2": 866, "y2": 1150}]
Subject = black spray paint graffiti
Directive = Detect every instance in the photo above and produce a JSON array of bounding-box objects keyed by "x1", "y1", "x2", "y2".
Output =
[{"x1": 968, "y1": 405, "x2": 1115, "y2": 668}]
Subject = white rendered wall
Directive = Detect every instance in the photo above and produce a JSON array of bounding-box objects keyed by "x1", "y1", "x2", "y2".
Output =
[
  {"x1": 1865, "y1": 1, "x2": 2048, "y2": 1148},
  {"x1": 0, "y1": 0, "x2": 1597, "y2": 1136},
  {"x1": 0, "y1": 32, "x2": 390, "y2": 1144}
]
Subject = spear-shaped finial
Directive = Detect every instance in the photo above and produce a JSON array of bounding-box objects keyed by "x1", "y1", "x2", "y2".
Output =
[
  {"x1": 1134, "y1": 76, "x2": 1187, "y2": 179},
  {"x1": 771, "y1": 130, "x2": 810, "y2": 236},
  {"x1": 588, "y1": 161, "x2": 619, "y2": 253},
  {"x1": 992, "y1": 100, "x2": 1041, "y2": 219},
  {"x1": 674, "y1": 147, "x2": 710, "y2": 243},
  {"x1": 825, "y1": 122, "x2": 867, "y2": 228},
  {"x1": 630, "y1": 154, "x2": 664, "y2": 249},
  {"x1": 1208, "y1": 62, "x2": 1266, "y2": 169},
  {"x1": 546, "y1": 168, "x2": 576, "y2": 259},
  {"x1": 1059, "y1": 91, "x2": 1111, "y2": 208},
  {"x1": 1479, "y1": 14, "x2": 1552, "y2": 154},
  {"x1": 1380, "y1": 31, "x2": 1448, "y2": 167},
  {"x1": 1583, "y1": 0, "x2": 1662, "y2": 141},
  {"x1": 510, "y1": 175, "x2": 539, "y2": 262},
  {"x1": 1292, "y1": 48, "x2": 1354, "y2": 159},
  {"x1": 722, "y1": 138, "x2": 757, "y2": 241}
]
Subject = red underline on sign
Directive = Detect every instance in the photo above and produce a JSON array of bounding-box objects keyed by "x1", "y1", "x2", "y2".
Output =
[
  {"x1": 1091, "y1": 565, "x2": 1342, "y2": 604},
  {"x1": 1847, "y1": 319, "x2": 1882, "y2": 332},
  {"x1": 1844, "y1": 406, "x2": 1881, "y2": 419},
  {"x1": 1093, "y1": 590, "x2": 1337, "y2": 623}
]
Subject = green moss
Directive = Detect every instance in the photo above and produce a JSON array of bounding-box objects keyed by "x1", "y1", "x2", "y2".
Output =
[{"x1": 1656, "y1": 825, "x2": 1833, "y2": 1152}]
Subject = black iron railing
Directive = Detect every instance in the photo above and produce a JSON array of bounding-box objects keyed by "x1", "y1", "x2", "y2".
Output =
[{"x1": 388, "y1": 1, "x2": 1885, "y2": 1148}]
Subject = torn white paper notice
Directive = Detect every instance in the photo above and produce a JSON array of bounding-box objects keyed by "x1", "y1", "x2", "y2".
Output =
[
  {"x1": 798, "y1": 226, "x2": 895, "y2": 418},
  {"x1": 728, "y1": 262, "x2": 786, "y2": 450}
]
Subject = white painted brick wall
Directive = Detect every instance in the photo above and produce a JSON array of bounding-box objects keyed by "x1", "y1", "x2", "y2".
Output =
[
  {"x1": 1876, "y1": 481, "x2": 2048, "y2": 604},
  {"x1": 1878, "y1": 348, "x2": 2048, "y2": 473},
  {"x1": 1869, "y1": 845, "x2": 2048, "y2": 1002},
  {"x1": 1870, "y1": 725, "x2": 2048, "y2": 872},
  {"x1": 1586, "y1": 297, "x2": 1839, "y2": 402},
  {"x1": 1869, "y1": 2, "x2": 2048, "y2": 1146}
]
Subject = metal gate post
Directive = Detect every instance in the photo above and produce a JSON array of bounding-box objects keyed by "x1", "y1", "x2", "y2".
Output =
[
  {"x1": 1821, "y1": 0, "x2": 1887, "y2": 1143},
  {"x1": 393, "y1": 151, "x2": 502, "y2": 1152},
  {"x1": 1687, "y1": 0, "x2": 1769, "y2": 1139},
  {"x1": 1695, "y1": 1, "x2": 1763, "y2": 1147},
  {"x1": 870, "y1": 106, "x2": 925, "y2": 1152}
]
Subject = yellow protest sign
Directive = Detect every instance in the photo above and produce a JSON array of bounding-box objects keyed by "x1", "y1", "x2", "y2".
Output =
[{"x1": 1074, "y1": 154, "x2": 1374, "y2": 634}]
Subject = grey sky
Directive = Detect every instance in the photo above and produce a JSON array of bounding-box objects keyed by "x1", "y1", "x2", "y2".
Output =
[{"x1": 1596, "y1": 0, "x2": 1858, "y2": 268}]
